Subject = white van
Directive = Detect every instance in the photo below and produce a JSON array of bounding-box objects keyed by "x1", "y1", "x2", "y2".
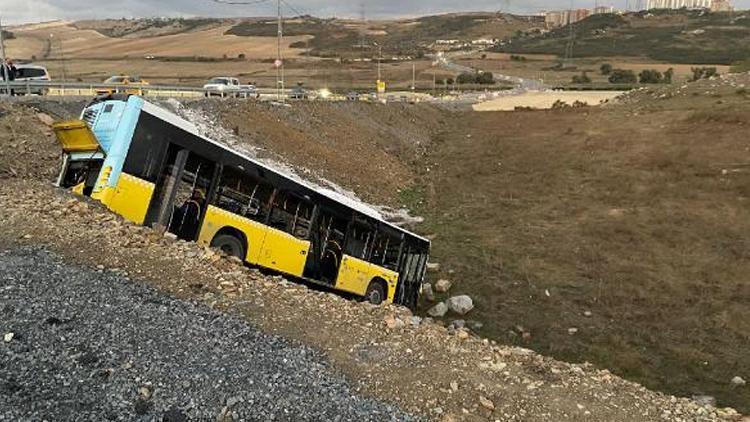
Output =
[
  {"x1": 13, "y1": 64, "x2": 51, "y2": 95},
  {"x1": 203, "y1": 77, "x2": 241, "y2": 97}
]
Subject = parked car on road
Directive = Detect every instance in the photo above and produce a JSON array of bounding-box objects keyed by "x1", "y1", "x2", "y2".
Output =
[
  {"x1": 289, "y1": 86, "x2": 309, "y2": 100},
  {"x1": 13, "y1": 64, "x2": 51, "y2": 95},
  {"x1": 96, "y1": 75, "x2": 150, "y2": 96},
  {"x1": 346, "y1": 92, "x2": 360, "y2": 101},
  {"x1": 203, "y1": 77, "x2": 241, "y2": 97},
  {"x1": 241, "y1": 84, "x2": 260, "y2": 98}
]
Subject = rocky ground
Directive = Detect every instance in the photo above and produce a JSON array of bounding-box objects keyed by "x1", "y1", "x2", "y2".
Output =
[
  {"x1": 0, "y1": 175, "x2": 745, "y2": 420},
  {"x1": 1, "y1": 247, "x2": 414, "y2": 421},
  {"x1": 0, "y1": 95, "x2": 748, "y2": 421}
]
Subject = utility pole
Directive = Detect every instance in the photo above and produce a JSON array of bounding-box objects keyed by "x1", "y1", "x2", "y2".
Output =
[
  {"x1": 276, "y1": 0, "x2": 284, "y2": 101},
  {"x1": 0, "y1": 12, "x2": 9, "y2": 96},
  {"x1": 412, "y1": 62, "x2": 416, "y2": 91},
  {"x1": 377, "y1": 44, "x2": 382, "y2": 81}
]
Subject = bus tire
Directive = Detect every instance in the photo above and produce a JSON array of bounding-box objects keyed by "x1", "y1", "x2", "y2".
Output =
[
  {"x1": 211, "y1": 234, "x2": 245, "y2": 260},
  {"x1": 365, "y1": 280, "x2": 386, "y2": 305}
]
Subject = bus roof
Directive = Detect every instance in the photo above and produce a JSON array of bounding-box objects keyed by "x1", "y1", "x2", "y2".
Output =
[{"x1": 138, "y1": 99, "x2": 430, "y2": 245}]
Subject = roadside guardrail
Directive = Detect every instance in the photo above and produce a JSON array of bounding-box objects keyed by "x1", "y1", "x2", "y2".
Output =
[{"x1": 0, "y1": 80, "x2": 285, "y2": 99}]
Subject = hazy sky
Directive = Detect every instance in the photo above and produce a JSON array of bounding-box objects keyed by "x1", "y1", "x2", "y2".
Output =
[{"x1": 1, "y1": 0, "x2": 748, "y2": 25}]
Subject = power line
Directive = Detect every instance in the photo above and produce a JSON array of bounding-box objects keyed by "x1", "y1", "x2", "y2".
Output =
[
  {"x1": 279, "y1": 0, "x2": 308, "y2": 18},
  {"x1": 209, "y1": 0, "x2": 272, "y2": 5}
]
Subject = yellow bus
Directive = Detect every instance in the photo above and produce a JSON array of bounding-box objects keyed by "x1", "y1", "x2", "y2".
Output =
[{"x1": 53, "y1": 95, "x2": 430, "y2": 308}]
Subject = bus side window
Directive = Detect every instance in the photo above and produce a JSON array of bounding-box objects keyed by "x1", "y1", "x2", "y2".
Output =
[
  {"x1": 214, "y1": 167, "x2": 273, "y2": 223},
  {"x1": 371, "y1": 232, "x2": 402, "y2": 270},
  {"x1": 269, "y1": 191, "x2": 313, "y2": 239},
  {"x1": 383, "y1": 236, "x2": 402, "y2": 270},
  {"x1": 345, "y1": 223, "x2": 374, "y2": 260},
  {"x1": 123, "y1": 119, "x2": 168, "y2": 182}
]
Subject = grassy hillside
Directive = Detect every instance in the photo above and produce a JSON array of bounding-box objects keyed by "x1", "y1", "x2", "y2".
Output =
[
  {"x1": 499, "y1": 10, "x2": 750, "y2": 65},
  {"x1": 415, "y1": 76, "x2": 750, "y2": 412},
  {"x1": 227, "y1": 13, "x2": 539, "y2": 57},
  {"x1": 75, "y1": 18, "x2": 222, "y2": 38},
  {"x1": 208, "y1": 74, "x2": 750, "y2": 413}
]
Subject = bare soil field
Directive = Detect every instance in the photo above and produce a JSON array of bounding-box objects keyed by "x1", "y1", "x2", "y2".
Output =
[
  {"x1": 472, "y1": 90, "x2": 623, "y2": 111},
  {"x1": 6, "y1": 21, "x2": 310, "y2": 60},
  {"x1": 5, "y1": 20, "x2": 453, "y2": 88}
]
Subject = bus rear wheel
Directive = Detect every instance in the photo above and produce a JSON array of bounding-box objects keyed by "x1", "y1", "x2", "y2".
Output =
[
  {"x1": 365, "y1": 281, "x2": 386, "y2": 305},
  {"x1": 211, "y1": 234, "x2": 245, "y2": 260}
]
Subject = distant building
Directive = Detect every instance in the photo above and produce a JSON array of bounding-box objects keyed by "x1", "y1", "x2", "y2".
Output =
[
  {"x1": 435, "y1": 39, "x2": 460, "y2": 45},
  {"x1": 711, "y1": 0, "x2": 734, "y2": 11},
  {"x1": 593, "y1": 6, "x2": 616, "y2": 14},
  {"x1": 471, "y1": 38, "x2": 497, "y2": 46},
  {"x1": 643, "y1": 0, "x2": 718, "y2": 9},
  {"x1": 544, "y1": 8, "x2": 592, "y2": 27}
]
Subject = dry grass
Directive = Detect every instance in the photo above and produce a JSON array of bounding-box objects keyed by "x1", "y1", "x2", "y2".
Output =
[
  {"x1": 416, "y1": 89, "x2": 750, "y2": 412},
  {"x1": 6, "y1": 21, "x2": 309, "y2": 62}
]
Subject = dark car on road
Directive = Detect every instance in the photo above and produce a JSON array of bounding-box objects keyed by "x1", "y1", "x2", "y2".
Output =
[{"x1": 289, "y1": 86, "x2": 309, "y2": 100}]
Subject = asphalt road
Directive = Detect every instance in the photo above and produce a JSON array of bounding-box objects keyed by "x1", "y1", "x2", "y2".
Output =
[{"x1": 0, "y1": 246, "x2": 416, "y2": 422}]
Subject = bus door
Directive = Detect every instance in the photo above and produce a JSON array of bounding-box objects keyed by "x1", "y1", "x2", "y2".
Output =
[
  {"x1": 395, "y1": 248, "x2": 427, "y2": 308},
  {"x1": 53, "y1": 120, "x2": 105, "y2": 196},
  {"x1": 257, "y1": 191, "x2": 314, "y2": 277},
  {"x1": 144, "y1": 145, "x2": 216, "y2": 241},
  {"x1": 336, "y1": 220, "x2": 376, "y2": 296},
  {"x1": 304, "y1": 209, "x2": 347, "y2": 284}
]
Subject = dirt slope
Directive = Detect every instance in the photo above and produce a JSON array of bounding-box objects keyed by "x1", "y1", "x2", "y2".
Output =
[
  {"x1": 177, "y1": 76, "x2": 750, "y2": 412},
  {"x1": 0, "y1": 99, "x2": 745, "y2": 421},
  {"x1": 416, "y1": 74, "x2": 750, "y2": 412},
  {"x1": 188, "y1": 100, "x2": 450, "y2": 206}
]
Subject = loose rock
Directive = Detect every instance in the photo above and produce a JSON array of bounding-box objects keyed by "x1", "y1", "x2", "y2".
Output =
[
  {"x1": 422, "y1": 283, "x2": 435, "y2": 302},
  {"x1": 446, "y1": 295, "x2": 474, "y2": 315},
  {"x1": 435, "y1": 279, "x2": 452, "y2": 293},
  {"x1": 427, "y1": 302, "x2": 448, "y2": 318}
]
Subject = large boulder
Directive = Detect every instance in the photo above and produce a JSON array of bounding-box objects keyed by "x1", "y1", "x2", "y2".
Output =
[
  {"x1": 435, "y1": 279, "x2": 452, "y2": 293},
  {"x1": 446, "y1": 295, "x2": 474, "y2": 315},
  {"x1": 427, "y1": 302, "x2": 448, "y2": 318}
]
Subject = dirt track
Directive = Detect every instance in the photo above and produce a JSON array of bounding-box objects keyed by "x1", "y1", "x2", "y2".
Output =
[{"x1": 472, "y1": 90, "x2": 623, "y2": 111}]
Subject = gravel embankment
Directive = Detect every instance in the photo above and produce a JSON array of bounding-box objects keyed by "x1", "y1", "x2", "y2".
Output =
[{"x1": 0, "y1": 247, "x2": 415, "y2": 421}]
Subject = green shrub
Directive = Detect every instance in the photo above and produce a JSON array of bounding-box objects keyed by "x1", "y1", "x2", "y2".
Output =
[
  {"x1": 456, "y1": 72, "x2": 495, "y2": 85},
  {"x1": 690, "y1": 67, "x2": 718, "y2": 82},
  {"x1": 664, "y1": 68, "x2": 674, "y2": 84},
  {"x1": 609, "y1": 69, "x2": 637, "y2": 84},
  {"x1": 456, "y1": 72, "x2": 477, "y2": 84},
  {"x1": 477, "y1": 71, "x2": 495, "y2": 85},
  {"x1": 639, "y1": 69, "x2": 664, "y2": 84},
  {"x1": 730, "y1": 58, "x2": 750, "y2": 73},
  {"x1": 572, "y1": 72, "x2": 592, "y2": 84},
  {"x1": 600, "y1": 63, "x2": 613, "y2": 75}
]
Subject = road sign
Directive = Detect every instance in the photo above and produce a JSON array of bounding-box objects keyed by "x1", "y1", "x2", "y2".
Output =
[{"x1": 377, "y1": 80, "x2": 386, "y2": 94}]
